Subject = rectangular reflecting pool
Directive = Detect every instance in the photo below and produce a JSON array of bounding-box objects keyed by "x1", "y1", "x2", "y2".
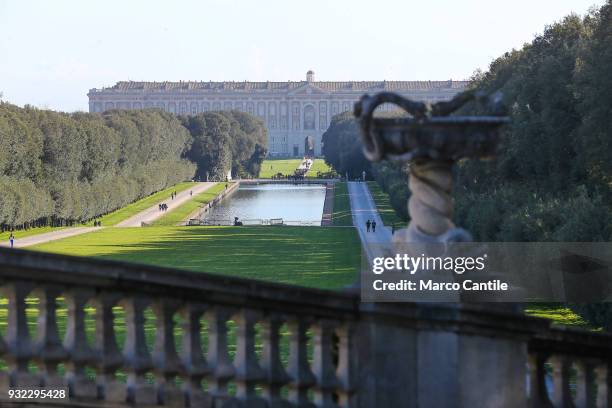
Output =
[{"x1": 202, "y1": 183, "x2": 327, "y2": 226}]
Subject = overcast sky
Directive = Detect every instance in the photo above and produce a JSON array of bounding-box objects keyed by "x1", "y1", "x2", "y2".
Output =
[{"x1": 0, "y1": 0, "x2": 604, "y2": 112}]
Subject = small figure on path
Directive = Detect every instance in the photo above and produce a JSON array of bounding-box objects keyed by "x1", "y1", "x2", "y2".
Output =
[
  {"x1": 366, "y1": 219, "x2": 371, "y2": 232},
  {"x1": 190, "y1": 190, "x2": 193, "y2": 196},
  {"x1": 391, "y1": 223, "x2": 395, "y2": 235},
  {"x1": 372, "y1": 220, "x2": 377, "y2": 233},
  {"x1": 9, "y1": 232, "x2": 15, "y2": 248},
  {"x1": 159, "y1": 204, "x2": 162, "y2": 211}
]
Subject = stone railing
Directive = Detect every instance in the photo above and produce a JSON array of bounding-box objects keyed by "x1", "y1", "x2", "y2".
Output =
[
  {"x1": 528, "y1": 327, "x2": 612, "y2": 407},
  {"x1": 1, "y1": 248, "x2": 612, "y2": 407}
]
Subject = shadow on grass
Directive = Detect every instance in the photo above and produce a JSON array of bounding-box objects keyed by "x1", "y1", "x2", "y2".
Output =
[{"x1": 41, "y1": 226, "x2": 361, "y2": 290}]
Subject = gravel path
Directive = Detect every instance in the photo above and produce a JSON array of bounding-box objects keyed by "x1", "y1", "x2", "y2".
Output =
[
  {"x1": 347, "y1": 181, "x2": 393, "y2": 262},
  {"x1": 0, "y1": 227, "x2": 102, "y2": 248},
  {"x1": 116, "y1": 182, "x2": 215, "y2": 227}
]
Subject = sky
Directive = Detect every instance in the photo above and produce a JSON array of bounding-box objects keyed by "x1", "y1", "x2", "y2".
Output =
[{"x1": 0, "y1": 0, "x2": 604, "y2": 112}]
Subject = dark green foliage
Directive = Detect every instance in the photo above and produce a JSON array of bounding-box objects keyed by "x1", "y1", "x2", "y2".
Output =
[
  {"x1": 455, "y1": 6, "x2": 612, "y2": 244},
  {"x1": 0, "y1": 104, "x2": 196, "y2": 230},
  {"x1": 371, "y1": 161, "x2": 409, "y2": 222},
  {"x1": 455, "y1": 3, "x2": 612, "y2": 328},
  {"x1": 570, "y1": 304, "x2": 612, "y2": 331},
  {"x1": 321, "y1": 111, "x2": 371, "y2": 179},
  {"x1": 181, "y1": 111, "x2": 267, "y2": 180}
]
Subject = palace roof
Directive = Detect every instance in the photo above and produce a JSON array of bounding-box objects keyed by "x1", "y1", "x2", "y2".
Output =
[{"x1": 96, "y1": 80, "x2": 469, "y2": 92}]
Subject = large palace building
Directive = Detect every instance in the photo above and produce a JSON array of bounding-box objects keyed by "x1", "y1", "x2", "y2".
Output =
[{"x1": 88, "y1": 71, "x2": 468, "y2": 156}]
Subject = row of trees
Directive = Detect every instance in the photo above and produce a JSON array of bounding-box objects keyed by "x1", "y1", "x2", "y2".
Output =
[
  {"x1": 0, "y1": 104, "x2": 268, "y2": 230},
  {"x1": 181, "y1": 111, "x2": 267, "y2": 181}
]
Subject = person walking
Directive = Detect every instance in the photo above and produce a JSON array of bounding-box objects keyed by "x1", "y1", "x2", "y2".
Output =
[
  {"x1": 190, "y1": 190, "x2": 193, "y2": 196},
  {"x1": 372, "y1": 220, "x2": 377, "y2": 233},
  {"x1": 9, "y1": 232, "x2": 15, "y2": 248},
  {"x1": 366, "y1": 219, "x2": 371, "y2": 233},
  {"x1": 391, "y1": 223, "x2": 396, "y2": 235}
]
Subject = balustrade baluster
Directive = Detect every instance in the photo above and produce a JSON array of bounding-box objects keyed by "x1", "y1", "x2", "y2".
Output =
[
  {"x1": 64, "y1": 289, "x2": 98, "y2": 398},
  {"x1": 261, "y1": 314, "x2": 291, "y2": 408},
  {"x1": 0, "y1": 282, "x2": 36, "y2": 387},
  {"x1": 121, "y1": 296, "x2": 156, "y2": 405},
  {"x1": 312, "y1": 319, "x2": 340, "y2": 408},
  {"x1": 550, "y1": 355, "x2": 573, "y2": 407},
  {"x1": 206, "y1": 306, "x2": 235, "y2": 402},
  {"x1": 574, "y1": 360, "x2": 595, "y2": 408},
  {"x1": 335, "y1": 323, "x2": 356, "y2": 408},
  {"x1": 152, "y1": 299, "x2": 184, "y2": 406},
  {"x1": 180, "y1": 303, "x2": 211, "y2": 407},
  {"x1": 92, "y1": 293, "x2": 125, "y2": 401},
  {"x1": 527, "y1": 353, "x2": 551, "y2": 408},
  {"x1": 63, "y1": 289, "x2": 97, "y2": 398},
  {"x1": 287, "y1": 319, "x2": 316, "y2": 408},
  {"x1": 234, "y1": 309, "x2": 266, "y2": 407},
  {"x1": 595, "y1": 363, "x2": 609, "y2": 408},
  {"x1": 32, "y1": 286, "x2": 66, "y2": 388}
]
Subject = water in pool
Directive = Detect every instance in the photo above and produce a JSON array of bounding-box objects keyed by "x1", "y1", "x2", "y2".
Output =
[{"x1": 203, "y1": 183, "x2": 326, "y2": 225}]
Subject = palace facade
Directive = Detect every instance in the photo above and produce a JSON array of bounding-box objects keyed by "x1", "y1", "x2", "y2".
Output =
[{"x1": 88, "y1": 71, "x2": 468, "y2": 156}]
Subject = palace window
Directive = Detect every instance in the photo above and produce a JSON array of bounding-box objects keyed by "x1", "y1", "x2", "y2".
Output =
[
  {"x1": 268, "y1": 102, "x2": 277, "y2": 129},
  {"x1": 303, "y1": 105, "x2": 315, "y2": 130},
  {"x1": 319, "y1": 102, "x2": 327, "y2": 130},
  {"x1": 331, "y1": 102, "x2": 339, "y2": 116},
  {"x1": 280, "y1": 102, "x2": 288, "y2": 129},
  {"x1": 292, "y1": 103, "x2": 300, "y2": 130}
]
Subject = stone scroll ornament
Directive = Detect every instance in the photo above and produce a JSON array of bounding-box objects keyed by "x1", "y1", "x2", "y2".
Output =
[{"x1": 353, "y1": 90, "x2": 509, "y2": 244}]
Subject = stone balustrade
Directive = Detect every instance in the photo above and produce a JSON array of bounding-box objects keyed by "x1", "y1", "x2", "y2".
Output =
[{"x1": 1, "y1": 248, "x2": 612, "y2": 407}]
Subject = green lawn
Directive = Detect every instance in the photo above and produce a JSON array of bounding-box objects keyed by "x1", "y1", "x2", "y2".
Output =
[
  {"x1": 524, "y1": 304, "x2": 594, "y2": 329},
  {"x1": 31, "y1": 226, "x2": 360, "y2": 289},
  {"x1": 151, "y1": 182, "x2": 227, "y2": 226},
  {"x1": 332, "y1": 182, "x2": 353, "y2": 226},
  {"x1": 89, "y1": 181, "x2": 196, "y2": 226},
  {"x1": 367, "y1": 181, "x2": 407, "y2": 227},
  {"x1": 259, "y1": 159, "x2": 302, "y2": 178},
  {"x1": 306, "y1": 159, "x2": 332, "y2": 178}
]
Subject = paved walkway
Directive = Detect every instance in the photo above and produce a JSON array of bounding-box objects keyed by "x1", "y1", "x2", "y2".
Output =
[
  {"x1": 116, "y1": 182, "x2": 215, "y2": 227},
  {"x1": 0, "y1": 227, "x2": 101, "y2": 248},
  {"x1": 347, "y1": 181, "x2": 393, "y2": 262}
]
